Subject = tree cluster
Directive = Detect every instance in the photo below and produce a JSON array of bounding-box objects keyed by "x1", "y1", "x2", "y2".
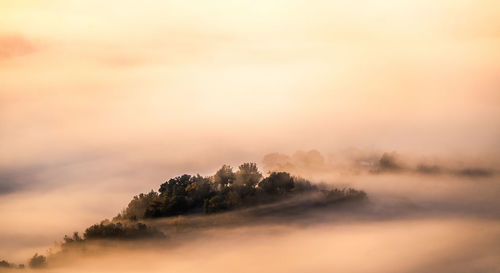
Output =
[
  {"x1": 116, "y1": 163, "x2": 366, "y2": 220},
  {"x1": 83, "y1": 221, "x2": 163, "y2": 240},
  {"x1": 28, "y1": 253, "x2": 46, "y2": 269},
  {"x1": 60, "y1": 221, "x2": 164, "y2": 251},
  {"x1": 0, "y1": 259, "x2": 24, "y2": 269}
]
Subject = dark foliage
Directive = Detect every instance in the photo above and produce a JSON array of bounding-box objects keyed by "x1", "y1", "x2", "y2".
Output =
[
  {"x1": 258, "y1": 172, "x2": 295, "y2": 194},
  {"x1": 29, "y1": 253, "x2": 47, "y2": 269},
  {"x1": 416, "y1": 164, "x2": 442, "y2": 174},
  {"x1": 235, "y1": 163, "x2": 262, "y2": 187},
  {"x1": 324, "y1": 188, "x2": 367, "y2": 202},
  {"x1": 377, "y1": 153, "x2": 402, "y2": 171},
  {"x1": 0, "y1": 260, "x2": 13, "y2": 268},
  {"x1": 59, "y1": 232, "x2": 85, "y2": 251},
  {"x1": 213, "y1": 165, "x2": 236, "y2": 188},
  {"x1": 0, "y1": 259, "x2": 24, "y2": 269},
  {"x1": 116, "y1": 191, "x2": 159, "y2": 221},
  {"x1": 84, "y1": 221, "x2": 164, "y2": 240},
  {"x1": 116, "y1": 163, "x2": 367, "y2": 219},
  {"x1": 60, "y1": 221, "x2": 164, "y2": 251},
  {"x1": 455, "y1": 168, "x2": 493, "y2": 177}
]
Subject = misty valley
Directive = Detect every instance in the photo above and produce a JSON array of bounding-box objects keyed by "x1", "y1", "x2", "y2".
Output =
[
  {"x1": 2, "y1": 163, "x2": 369, "y2": 270},
  {"x1": 2, "y1": 156, "x2": 499, "y2": 273}
]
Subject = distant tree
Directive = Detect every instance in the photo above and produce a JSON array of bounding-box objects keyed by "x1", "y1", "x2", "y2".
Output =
[
  {"x1": 29, "y1": 253, "x2": 47, "y2": 269},
  {"x1": 185, "y1": 175, "x2": 213, "y2": 207},
  {"x1": 378, "y1": 152, "x2": 401, "y2": 171},
  {"x1": 159, "y1": 174, "x2": 192, "y2": 197},
  {"x1": 144, "y1": 197, "x2": 164, "y2": 218},
  {"x1": 325, "y1": 188, "x2": 367, "y2": 202},
  {"x1": 0, "y1": 260, "x2": 12, "y2": 268},
  {"x1": 143, "y1": 174, "x2": 200, "y2": 218},
  {"x1": 111, "y1": 164, "x2": 366, "y2": 219},
  {"x1": 1, "y1": 259, "x2": 25, "y2": 269},
  {"x1": 119, "y1": 191, "x2": 159, "y2": 220},
  {"x1": 213, "y1": 165, "x2": 235, "y2": 188},
  {"x1": 60, "y1": 232, "x2": 84, "y2": 251},
  {"x1": 235, "y1": 163, "x2": 262, "y2": 187},
  {"x1": 84, "y1": 221, "x2": 163, "y2": 240},
  {"x1": 292, "y1": 177, "x2": 314, "y2": 192},
  {"x1": 63, "y1": 232, "x2": 83, "y2": 244},
  {"x1": 258, "y1": 172, "x2": 294, "y2": 195}
]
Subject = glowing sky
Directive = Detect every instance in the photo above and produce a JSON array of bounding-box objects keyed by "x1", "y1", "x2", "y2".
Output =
[{"x1": 2, "y1": 0, "x2": 500, "y2": 168}]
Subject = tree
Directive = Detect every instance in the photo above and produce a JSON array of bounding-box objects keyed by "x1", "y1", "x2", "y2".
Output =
[
  {"x1": 185, "y1": 175, "x2": 212, "y2": 207},
  {"x1": 120, "y1": 191, "x2": 159, "y2": 220},
  {"x1": 83, "y1": 221, "x2": 163, "y2": 240},
  {"x1": 378, "y1": 152, "x2": 401, "y2": 171},
  {"x1": 258, "y1": 172, "x2": 294, "y2": 195},
  {"x1": 235, "y1": 163, "x2": 262, "y2": 187},
  {"x1": 292, "y1": 177, "x2": 312, "y2": 192},
  {"x1": 29, "y1": 253, "x2": 47, "y2": 269},
  {"x1": 213, "y1": 165, "x2": 235, "y2": 188},
  {"x1": 63, "y1": 232, "x2": 83, "y2": 244},
  {"x1": 0, "y1": 260, "x2": 13, "y2": 268},
  {"x1": 109, "y1": 163, "x2": 366, "y2": 220},
  {"x1": 144, "y1": 196, "x2": 164, "y2": 218},
  {"x1": 204, "y1": 195, "x2": 227, "y2": 213},
  {"x1": 159, "y1": 174, "x2": 192, "y2": 197}
]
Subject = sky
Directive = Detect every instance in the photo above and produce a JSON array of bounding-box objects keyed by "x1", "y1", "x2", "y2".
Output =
[
  {"x1": 1, "y1": 0, "x2": 500, "y2": 166},
  {"x1": 1, "y1": 0, "x2": 500, "y2": 265}
]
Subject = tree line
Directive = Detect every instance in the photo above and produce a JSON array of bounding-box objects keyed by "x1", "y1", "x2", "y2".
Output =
[{"x1": 115, "y1": 163, "x2": 366, "y2": 221}]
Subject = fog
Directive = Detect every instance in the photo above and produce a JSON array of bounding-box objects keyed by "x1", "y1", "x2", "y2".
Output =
[
  {"x1": 0, "y1": 149, "x2": 499, "y2": 270},
  {"x1": 5, "y1": 218, "x2": 500, "y2": 273},
  {"x1": 2, "y1": 0, "x2": 500, "y2": 271},
  {"x1": 1, "y1": 162, "x2": 499, "y2": 271},
  {"x1": 48, "y1": 219, "x2": 499, "y2": 273}
]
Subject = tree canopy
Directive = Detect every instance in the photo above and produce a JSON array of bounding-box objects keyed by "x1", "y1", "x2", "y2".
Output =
[{"x1": 115, "y1": 162, "x2": 366, "y2": 221}]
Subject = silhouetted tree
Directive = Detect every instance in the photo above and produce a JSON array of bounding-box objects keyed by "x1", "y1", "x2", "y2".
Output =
[
  {"x1": 235, "y1": 163, "x2": 262, "y2": 187},
  {"x1": 378, "y1": 153, "x2": 401, "y2": 171},
  {"x1": 29, "y1": 253, "x2": 47, "y2": 269},
  {"x1": 0, "y1": 259, "x2": 24, "y2": 269},
  {"x1": 292, "y1": 177, "x2": 314, "y2": 192},
  {"x1": 84, "y1": 221, "x2": 163, "y2": 240},
  {"x1": 159, "y1": 174, "x2": 191, "y2": 197},
  {"x1": 63, "y1": 232, "x2": 83, "y2": 244},
  {"x1": 119, "y1": 191, "x2": 159, "y2": 220},
  {"x1": 0, "y1": 260, "x2": 12, "y2": 268},
  {"x1": 258, "y1": 172, "x2": 294, "y2": 195},
  {"x1": 114, "y1": 163, "x2": 366, "y2": 218},
  {"x1": 325, "y1": 188, "x2": 367, "y2": 202},
  {"x1": 213, "y1": 165, "x2": 235, "y2": 188},
  {"x1": 185, "y1": 175, "x2": 212, "y2": 207}
]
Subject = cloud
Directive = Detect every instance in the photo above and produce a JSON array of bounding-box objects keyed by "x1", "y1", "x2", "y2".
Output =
[
  {"x1": 262, "y1": 150, "x2": 327, "y2": 175},
  {"x1": 0, "y1": 35, "x2": 36, "y2": 60}
]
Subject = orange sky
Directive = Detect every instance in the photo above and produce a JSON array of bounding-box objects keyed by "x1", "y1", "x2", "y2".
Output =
[{"x1": 1, "y1": 0, "x2": 500, "y2": 167}]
